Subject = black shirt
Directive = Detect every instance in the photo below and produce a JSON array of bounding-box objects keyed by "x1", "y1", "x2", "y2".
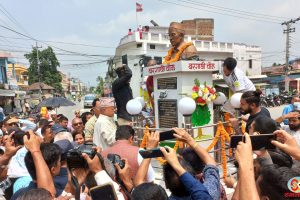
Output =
[{"x1": 246, "y1": 107, "x2": 271, "y2": 133}]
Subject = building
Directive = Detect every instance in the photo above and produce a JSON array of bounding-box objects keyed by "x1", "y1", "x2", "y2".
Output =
[
  {"x1": 0, "y1": 52, "x2": 17, "y2": 114},
  {"x1": 59, "y1": 71, "x2": 69, "y2": 97},
  {"x1": 69, "y1": 77, "x2": 82, "y2": 96},
  {"x1": 262, "y1": 58, "x2": 300, "y2": 92},
  {"x1": 109, "y1": 19, "x2": 262, "y2": 97},
  {"x1": 7, "y1": 63, "x2": 28, "y2": 90}
]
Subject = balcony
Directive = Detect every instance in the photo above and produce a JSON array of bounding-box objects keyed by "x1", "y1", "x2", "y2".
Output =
[{"x1": 118, "y1": 32, "x2": 236, "y2": 53}]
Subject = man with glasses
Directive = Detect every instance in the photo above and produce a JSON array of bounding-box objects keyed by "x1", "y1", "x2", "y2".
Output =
[
  {"x1": 71, "y1": 118, "x2": 84, "y2": 135},
  {"x1": 93, "y1": 97, "x2": 117, "y2": 149}
]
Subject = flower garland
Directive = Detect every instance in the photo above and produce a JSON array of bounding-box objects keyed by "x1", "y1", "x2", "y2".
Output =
[
  {"x1": 191, "y1": 79, "x2": 217, "y2": 126},
  {"x1": 206, "y1": 122, "x2": 231, "y2": 178},
  {"x1": 163, "y1": 42, "x2": 193, "y2": 64}
]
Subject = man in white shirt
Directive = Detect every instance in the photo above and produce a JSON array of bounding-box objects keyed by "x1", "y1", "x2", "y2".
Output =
[
  {"x1": 276, "y1": 110, "x2": 300, "y2": 146},
  {"x1": 221, "y1": 57, "x2": 256, "y2": 114},
  {"x1": 93, "y1": 98, "x2": 117, "y2": 149}
]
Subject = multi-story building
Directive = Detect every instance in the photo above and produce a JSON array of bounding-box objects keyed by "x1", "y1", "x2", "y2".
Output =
[
  {"x1": 109, "y1": 18, "x2": 262, "y2": 97},
  {"x1": 7, "y1": 63, "x2": 28, "y2": 90},
  {"x1": 59, "y1": 71, "x2": 69, "y2": 97},
  {"x1": 69, "y1": 77, "x2": 82, "y2": 96}
]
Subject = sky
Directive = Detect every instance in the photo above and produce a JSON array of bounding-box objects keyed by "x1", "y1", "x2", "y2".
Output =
[{"x1": 1, "y1": 0, "x2": 300, "y2": 86}]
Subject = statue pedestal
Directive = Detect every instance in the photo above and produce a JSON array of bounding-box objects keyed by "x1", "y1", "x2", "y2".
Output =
[{"x1": 143, "y1": 60, "x2": 221, "y2": 135}]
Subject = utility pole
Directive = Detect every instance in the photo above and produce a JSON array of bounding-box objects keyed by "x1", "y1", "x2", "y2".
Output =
[
  {"x1": 33, "y1": 41, "x2": 42, "y2": 100},
  {"x1": 282, "y1": 17, "x2": 300, "y2": 92}
]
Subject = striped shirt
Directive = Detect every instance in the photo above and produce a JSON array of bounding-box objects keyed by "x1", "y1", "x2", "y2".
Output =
[
  {"x1": 222, "y1": 67, "x2": 255, "y2": 93},
  {"x1": 84, "y1": 115, "x2": 97, "y2": 141}
]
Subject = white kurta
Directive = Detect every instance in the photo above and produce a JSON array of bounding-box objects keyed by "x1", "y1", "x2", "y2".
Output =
[{"x1": 93, "y1": 114, "x2": 117, "y2": 149}]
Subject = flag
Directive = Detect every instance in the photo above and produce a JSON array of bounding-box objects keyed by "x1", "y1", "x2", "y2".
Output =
[{"x1": 136, "y1": 2, "x2": 143, "y2": 12}]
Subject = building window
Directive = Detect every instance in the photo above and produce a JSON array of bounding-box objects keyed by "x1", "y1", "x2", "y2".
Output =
[
  {"x1": 249, "y1": 59, "x2": 252, "y2": 69},
  {"x1": 122, "y1": 55, "x2": 128, "y2": 65},
  {"x1": 154, "y1": 57, "x2": 162, "y2": 65},
  {"x1": 137, "y1": 43, "x2": 142, "y2": 48},
  {"x1": 150, "y1": 44, "x2": 155, "y2": 49},
  {"x1": 241, "y1": 57, "x2": 244, "y2": 60}
]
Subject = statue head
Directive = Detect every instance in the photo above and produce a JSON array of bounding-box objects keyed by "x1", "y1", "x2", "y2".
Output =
[{"x1": 168, "y1": 22, "x2": 185, "y2": 48}]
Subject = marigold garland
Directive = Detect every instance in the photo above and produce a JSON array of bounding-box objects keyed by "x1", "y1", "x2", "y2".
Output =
[
  {"x1": 206, "y1": 122, "x2": 231, "y2": 178},
  {"x1": 224, "y1": 113, "x2": 233, "y2": 135},
  {"x1": 163, "y1": 42, "x2": 193, "y2": 64}
]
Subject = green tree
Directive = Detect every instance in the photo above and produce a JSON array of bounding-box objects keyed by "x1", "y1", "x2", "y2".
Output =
[
  {"x1": 25, "y1": 46, "x2": 62, "y2": 92},
  {"x1": 95, "y1": 76, "x2": 104, "y2": 95}
]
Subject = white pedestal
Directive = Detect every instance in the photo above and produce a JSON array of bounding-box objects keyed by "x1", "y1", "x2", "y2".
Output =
[{"x1": 143, "y1": 60, "x2": 222, "y2": 131}]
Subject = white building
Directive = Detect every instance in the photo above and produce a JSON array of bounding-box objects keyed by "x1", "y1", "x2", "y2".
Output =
[{"x1": 111, "y1": 26, "x2": 262, "y2": 97}]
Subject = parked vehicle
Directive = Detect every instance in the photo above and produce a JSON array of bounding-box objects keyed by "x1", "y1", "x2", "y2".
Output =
[
  {"x1": 266, "y1": 94, "x2": 275, "y2": 107},
  {"x1": 260, "y1": 94, "x2": 268, "y2": 107},
  {"x1": 272, "y1": 93, "x2": 281, "y2": 106},
  {"x1": 84, "y1": 94, "x2": 96, "y2": 108}
]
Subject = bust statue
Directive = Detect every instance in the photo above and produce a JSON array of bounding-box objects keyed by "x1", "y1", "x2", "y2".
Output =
[{"x1": 163, "y1": 22, "x2": 198, "y2": 64}]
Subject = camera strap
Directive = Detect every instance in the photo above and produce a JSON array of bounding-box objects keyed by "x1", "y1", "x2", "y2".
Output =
[{"x1": 70, "y1": 170, "x2": 80, "y2": 200}]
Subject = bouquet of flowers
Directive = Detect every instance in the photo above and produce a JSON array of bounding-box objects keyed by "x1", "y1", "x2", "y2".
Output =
[{"x1": 191, "y1": 79, "x2": 217, "y2": 126}]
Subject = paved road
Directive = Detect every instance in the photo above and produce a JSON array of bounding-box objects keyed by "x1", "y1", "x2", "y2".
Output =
[{"x1": 56, "y1": 100, "x2": 90, "y2": 120}]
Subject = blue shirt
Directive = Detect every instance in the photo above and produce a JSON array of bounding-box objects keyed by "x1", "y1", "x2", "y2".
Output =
[
  {"x1": 169, "y1": 172, "x2": 212, "y2": 200},
  {"x1": 282, "y1": 104, "x2": 294, "y2": 125},
  {"x1": 54, "y1": 167, "x2": 68, "y2": 197},
  {"x1": 202, "y1": 165, "x2": 220, "y2": 200}
]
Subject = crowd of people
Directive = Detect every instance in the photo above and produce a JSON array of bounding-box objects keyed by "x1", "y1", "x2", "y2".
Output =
[
  {"x1": 0, "y1": 92, "x2": 298, "y2": 200},
  {"x1": 0, "y1": 57, "x2": 298, "y2": 199}
]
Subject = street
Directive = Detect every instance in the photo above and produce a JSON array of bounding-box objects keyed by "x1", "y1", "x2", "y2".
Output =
[{"x1": 56, "y1": 100, "x2": 90, "y2": 121}]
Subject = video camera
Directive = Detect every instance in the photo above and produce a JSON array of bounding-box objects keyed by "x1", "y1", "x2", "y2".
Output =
[{"x1": 66, "y1": 144, "x2": 96, "y2": 169}]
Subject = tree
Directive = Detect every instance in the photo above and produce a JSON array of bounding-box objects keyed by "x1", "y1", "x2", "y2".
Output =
[
  {"x1": 25, "y1": 46, "x2": 62, "y2": 92},
  {"x1": 95, "y1": 76, "x2": 104, "y2": 96}
]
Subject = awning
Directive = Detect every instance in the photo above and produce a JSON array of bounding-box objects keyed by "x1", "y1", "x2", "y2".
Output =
[{"x1": 0, "y1": 89, "x2": 15, "y2": 97}]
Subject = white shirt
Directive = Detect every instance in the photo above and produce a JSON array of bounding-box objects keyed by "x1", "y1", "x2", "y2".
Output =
[
  {"x1": 222, "y1": 67, "x2": 255, "y2": 93},
  {"x1": 93, "y1": 114, "x2": 117, "y2": 149},
  {"x1": 281, "y1": 125, "x2": 300, "y2": 146},
  {"x1": 137, "y1": 151, "x2": 156, "y2": 182},
  {"x1": 7, "y1": 147, "x2": 30, "y2": 178},
  {"x1": 94, "y1": 170, "x2": 125, "y2": 200}
]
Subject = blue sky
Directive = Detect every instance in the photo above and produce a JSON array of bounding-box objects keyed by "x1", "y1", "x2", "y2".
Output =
[{"x1": 1, "y1": 0, "x2": 300, "y2": 86}]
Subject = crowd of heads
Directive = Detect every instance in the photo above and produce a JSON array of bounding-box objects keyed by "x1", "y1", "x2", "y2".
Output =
[{"x1": 0, "y1": 90, "x2": 299, "y2": 200}]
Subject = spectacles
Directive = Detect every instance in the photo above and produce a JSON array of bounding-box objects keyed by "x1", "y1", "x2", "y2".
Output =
[{"x1": 73, "y1": 122, "x2": 83, "y2": 126}]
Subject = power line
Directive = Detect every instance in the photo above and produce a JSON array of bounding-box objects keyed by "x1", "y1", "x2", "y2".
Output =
[{"x1": 157, "y1": 0, "x2": 281, "y2": 24}]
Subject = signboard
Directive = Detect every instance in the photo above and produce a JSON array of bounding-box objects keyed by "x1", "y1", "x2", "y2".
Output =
[
  {"x1": 143, "y1": 61, "x2": 221, "y2": 76},
  {"x1": 157, "y1": 77, "x2": 177, "y2": 90},
  {"x1": 158, "y1": 99, "x2": 178, "y2": 128}
]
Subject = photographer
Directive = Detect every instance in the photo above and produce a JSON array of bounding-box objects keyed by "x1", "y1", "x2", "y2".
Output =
[
  {"x1": 102, "y1": 125, "x2": 155, "y2": 182},
  {"x1": 112, "y1": 64, "x2": 133, "y2": 126},
  {"x1": 11, "y1": 130, "x2": 60, "y2": 199},
  {"x1": 82, "y1": 150, "x2": 127, "y2": 200}
]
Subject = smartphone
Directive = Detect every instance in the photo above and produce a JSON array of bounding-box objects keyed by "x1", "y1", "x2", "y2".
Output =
[
  {"x1": 139, "y1": 147, "x2": 169, "y2": 158},
  {"x1": 230, "y1": 134, "x2": 276, "y2": 150},
  {"x1": 90, "y1": 183, "x2": 117, "y2": 200},
  {"x1": 159, "y1": 130, "x2": 176, "y2": 141}
]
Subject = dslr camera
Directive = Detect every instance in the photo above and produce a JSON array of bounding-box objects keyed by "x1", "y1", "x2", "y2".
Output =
[
  {"x1": 107, "y1": 154, "x2": 125, "y2": 169},
  {"x1": 66, "y1": 144, "x2": 96, "y2": 169}
]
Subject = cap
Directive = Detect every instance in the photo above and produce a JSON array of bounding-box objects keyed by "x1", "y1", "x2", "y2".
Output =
[
  {"x1": 54, "y1": 139, "x2": 74, "y2": 161},
  {"x1": 99, "y1": 97, "x2": 115, "y2": 108},
  {"x1": 51, "y1": 124, "x2": 67, "y2": 134}
]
